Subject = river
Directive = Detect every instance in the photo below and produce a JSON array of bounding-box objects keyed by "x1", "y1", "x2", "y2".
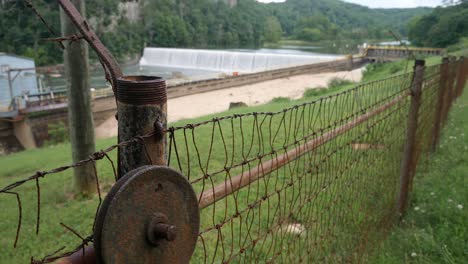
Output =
[{"x1": 41, "y1": 41, "x2": 376, "y2": 91}]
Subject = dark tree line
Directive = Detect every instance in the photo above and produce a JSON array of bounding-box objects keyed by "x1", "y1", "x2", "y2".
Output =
[{"x1": 408, "y1": 1, "x2": 468, "y2": 48}]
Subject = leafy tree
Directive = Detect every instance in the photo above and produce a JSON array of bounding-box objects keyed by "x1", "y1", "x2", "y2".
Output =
[
  {"x1": 408, "y1": 2, "x2": 468, "y2": 47},
  {"x1": 293, "y1": 15, "x2": 338, "y2": 41},
  {"x1": 263, "y1": 16, "x2": 282, "y2": 43}
]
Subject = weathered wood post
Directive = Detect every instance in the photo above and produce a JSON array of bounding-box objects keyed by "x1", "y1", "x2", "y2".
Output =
[
  {"x1": 398, "y1": 59, "x2": 425, "y2": 216},
  {"x1": 60, "y1": 0, "x2": 97, "y2": 194},
  {"x1": 117, "y1": 76, "x2": 167, "y2": 178},
  {"x1": 431, "y1": 57, "x2": 449, "y2": 153}
]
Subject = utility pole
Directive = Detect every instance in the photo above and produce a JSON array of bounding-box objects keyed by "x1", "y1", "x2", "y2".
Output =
[{"x1": 60, "y1": 0, "x2": 97, "y2": 195}]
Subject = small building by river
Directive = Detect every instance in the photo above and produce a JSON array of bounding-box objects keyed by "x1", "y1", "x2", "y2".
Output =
[{"x1": 0, "y1": 53, "x2": 38, "y2": 115}]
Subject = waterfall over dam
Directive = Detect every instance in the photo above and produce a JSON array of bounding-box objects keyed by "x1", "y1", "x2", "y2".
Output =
[{"x1": 139, "y1": 48, "x2": 343, "y2": 73}]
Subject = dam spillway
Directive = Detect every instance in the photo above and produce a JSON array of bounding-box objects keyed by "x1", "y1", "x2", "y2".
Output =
[{"x1": 139, "y1": 47, "x2": 343, "y2": 73}]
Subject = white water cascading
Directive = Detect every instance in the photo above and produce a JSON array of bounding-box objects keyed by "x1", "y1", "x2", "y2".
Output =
[{"x1": 139, "y1": 48, "x2": 342, "y2": 73}]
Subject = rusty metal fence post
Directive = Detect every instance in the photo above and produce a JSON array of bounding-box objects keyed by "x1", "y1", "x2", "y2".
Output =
[
  {"x1": 431, "y1": 57, "x2": 449, "y2": 153},
  {"x1": 116, "y1": 77, "x2": 168, "y2": 177},
  {"x1": 398, "y1": 59, "x2": 425, "y2": 216},
  {"x1": 441, "y1": 58, "x2": 452, "y2": 126},
  {"x1": 455, "y1": 56, "x2": 467, "y2": 98},
  {"x1": 444, "y1": 57, "x2": 459, "y2": 115}
]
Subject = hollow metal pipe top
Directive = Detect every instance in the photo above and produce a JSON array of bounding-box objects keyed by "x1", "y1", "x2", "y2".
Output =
[{"x1": 117, "y1": 76, "x2": 167, "y2": 105}]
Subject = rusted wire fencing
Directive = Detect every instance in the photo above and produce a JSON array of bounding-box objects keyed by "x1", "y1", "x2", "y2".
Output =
[
  {"x1": 166, "y1": 57, "x2": 466, "y2": 263},
  {"x1": 1, "y1": 0, "x2": 467, "y2": 263},
  {"x1": 0, "y1": 56, "x2": 466, "y2": 263}
]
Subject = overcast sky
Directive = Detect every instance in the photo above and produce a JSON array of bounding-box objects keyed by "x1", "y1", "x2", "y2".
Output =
[{"x1": 256, "y1": 0, "x2": 444, "y2": 8}]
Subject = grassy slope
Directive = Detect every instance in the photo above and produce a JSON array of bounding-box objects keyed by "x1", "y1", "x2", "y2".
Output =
[
  {"x1": 0, "y1": 56, "x2": 461, "y2": 263},
  {"x1": 369, "y1": 90, "x2": 468, "y2": 263}
]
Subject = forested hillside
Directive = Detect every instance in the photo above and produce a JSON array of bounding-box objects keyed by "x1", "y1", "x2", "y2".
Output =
[
  {"x1": 0, "y1": 0, "x2": 431, "y2": 66},
  {"x1": 408, "y1": 1, "x2": 468, "y2": 48},
  {"x1": 269, "y1": 0, "x2": 431, "y2": 41}
]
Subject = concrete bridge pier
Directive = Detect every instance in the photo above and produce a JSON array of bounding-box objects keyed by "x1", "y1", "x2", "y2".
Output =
[{"x1": 13, "y1": 119, "x2": 37, "y2": 150}]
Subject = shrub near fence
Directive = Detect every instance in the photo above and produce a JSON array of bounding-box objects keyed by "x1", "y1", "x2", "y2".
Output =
[{"x1": 0, "y1": 57, "x2": 466, "y2": 263}]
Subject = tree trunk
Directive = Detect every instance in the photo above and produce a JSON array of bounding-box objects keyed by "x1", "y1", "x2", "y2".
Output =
[{"x1": 60, "y1": 0, "x2": 97, "y2": 195}]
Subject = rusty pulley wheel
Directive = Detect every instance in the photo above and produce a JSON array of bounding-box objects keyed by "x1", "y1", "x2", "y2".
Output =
[{"x1": 94, "y1": 166, "x2": 200, "y2": 264}]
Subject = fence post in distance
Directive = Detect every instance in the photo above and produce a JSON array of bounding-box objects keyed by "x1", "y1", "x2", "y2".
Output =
[
  {"x1": 431, "y1": 57, "x2": 449, "y2": 153},
  {"x1": 398, "y1": 59, "x2": 425, "y2": 217},
  {"x1": 455, "y1": 56, "x2": 467, "y2": 98},
  {"x1": 443, "y1": 57, "x2": 457, "y2": 119}
]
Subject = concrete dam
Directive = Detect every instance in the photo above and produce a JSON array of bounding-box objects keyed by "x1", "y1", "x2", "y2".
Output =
[{"x1": 139, "y1": 48, "x2": 342, "y2": 73}]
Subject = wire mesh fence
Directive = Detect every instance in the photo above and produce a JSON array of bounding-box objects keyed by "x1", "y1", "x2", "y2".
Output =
[
  {"x1": 1, "y1": 1, "x2": 467, "y2": 263},
  {"x1": 166, "y1": 71, "x2": 413, "y2": 263},
  {"x1": 0, "y1": 56, "x2": 466, "y2": 263}
]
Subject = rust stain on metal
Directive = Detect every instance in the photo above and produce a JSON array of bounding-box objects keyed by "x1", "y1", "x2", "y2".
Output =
[
  {"x1": 398, "y1": 59, "x2": 425, "y2": 216},
  {"x1": 117, "y1": 76, "x2": 167, "y2": 105},
  {"x1": 147, "y1": 213, "x2": 178, "y2": 246}
]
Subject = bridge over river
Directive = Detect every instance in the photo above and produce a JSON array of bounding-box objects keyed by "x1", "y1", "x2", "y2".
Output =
[{"x1": 360, "y1": 46, "x2": 445, "y2": 62}]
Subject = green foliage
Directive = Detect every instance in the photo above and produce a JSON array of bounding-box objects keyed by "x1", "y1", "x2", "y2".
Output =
[
  {"x1": 447, "y1": 37, "x2": 468, "y2": 52},
  {"x1": 362, "y1": 61, "x2": 412, "y2": 81},
  {"x1": 303, "y1": 87, "x2": 327, "y2": 98},
  {"x1": 0, "y1": 1, "x2": 62, "y2": 65},
  {"x1": 263, "y1": 16, "x2": 283, "y2": 43},
  {"x1": 303, "y1": 78, "x2": 355, "y2": 99},
  {"x1": 45, "y1": 122, "x2": 68, "y2": 146},
  {"x1": 269, "y1": 96, "x2": 290, "y2": 103},
  {"x1": 388, "y1": 63, "x2": 402, "y2": 74},
  {"x1": 293, "y1": 15, "x2": 338, "y2": 41},
  {"x1": 269, "y1": 0, "x2": 432, "y2": 41},
  {"x1": 408, "y1": 2, "x2": 468, "y2": 48},
  {"x1": 327, "y1": 77, "x2": 353, "y2": 88}
]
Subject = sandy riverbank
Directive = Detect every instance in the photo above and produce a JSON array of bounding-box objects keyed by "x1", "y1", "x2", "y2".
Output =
[{"x1": 95, "y1": 68, "x2": 363, "y2": 138}]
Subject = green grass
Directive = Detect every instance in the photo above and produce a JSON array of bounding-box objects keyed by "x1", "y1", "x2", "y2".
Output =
[
  {"x1": 0, "y1": 56, "x2": 461, "y2": 263},
  {"x1": 368, "y1": 90, "x2": 468, "y2": 264},
  {"x1": 362, "y1": 56, "x2": 443, "y2": 82}
]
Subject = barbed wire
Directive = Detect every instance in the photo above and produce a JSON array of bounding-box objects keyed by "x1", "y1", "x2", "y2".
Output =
[{"x1": 24, "y1": 0, "x2": 65, "y2": 49}]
